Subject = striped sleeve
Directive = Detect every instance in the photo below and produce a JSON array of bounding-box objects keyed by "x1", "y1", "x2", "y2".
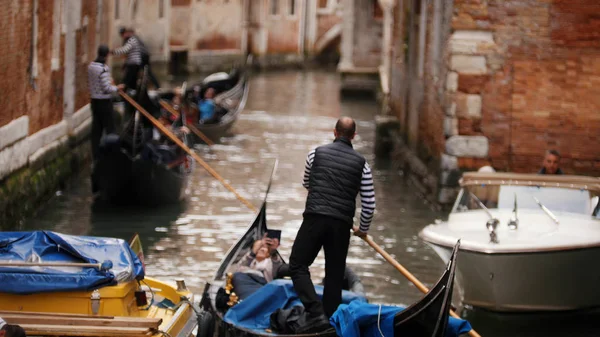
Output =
[
  {"x1": 359, "y1": 162, "x2": 375, "y2": 232},
  {"x1": 99, "y1": 66, "x2": 117, "y2": 94},
  {"x1": 112, "y1": 39, "x2": 133, "y2": 56},
  {"x1": 302, "y1": 149, "x2": 316, "y2": 189}
]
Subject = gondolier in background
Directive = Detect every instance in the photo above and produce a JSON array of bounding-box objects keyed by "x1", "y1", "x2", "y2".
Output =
[
  {"x1": 289, "y1": 117, "x2": 376, "y2": 333},
  {"x1": 538, "y1": 149, "x2": 563, "y2": 175},
  {"x1": 88, "y1": 45, "x2": 124, "y2": 192},
  {"x1": 111, "y1": 28, "x2": 159, "y2": 90}
]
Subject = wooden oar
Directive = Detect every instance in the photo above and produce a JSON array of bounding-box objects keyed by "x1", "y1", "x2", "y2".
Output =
[
  {"x1": 359, "y1": 233, "x2": 482, "y2": 337},
  {"x1": 158, "y1": 100, "x2": 215, "y2": 146},
  {"x1": 119, "y1": 91, "x2": 257, "y2": 213}
]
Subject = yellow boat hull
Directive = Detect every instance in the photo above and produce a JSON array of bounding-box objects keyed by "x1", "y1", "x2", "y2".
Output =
[{"x1": 0, "y1": 277, "x2": 198, "y2": 337}]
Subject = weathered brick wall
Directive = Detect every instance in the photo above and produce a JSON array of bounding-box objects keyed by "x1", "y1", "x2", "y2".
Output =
[
  {"x1": 0, "y1": 0, "x2": 33, "y2": 128},
  {"x1": 75, "y1": 2, "x2": 98, "y2": 112},
  {"x1": 352, "y1": 0, "x2": 382, "y2": 67},
  {"x1": 0, "y1": 1, "x2": 101, "y2": 134},
  {"x1": 192, "y1": 0, "x2": 243, "y2": 51},
  {"x1": 449, "y1": 0, "x2": 600, "y2": 175},
  {"x1": 28, "y1": 0, "x2": 64, "y2": 134},
  {"x1": 266, "y1": 1, "x2": 302, "y2": 54}
]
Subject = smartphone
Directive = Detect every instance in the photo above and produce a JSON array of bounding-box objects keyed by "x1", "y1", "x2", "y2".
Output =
[{"x1": 266, "y1": 229, "x2": 281, "y2": 241}]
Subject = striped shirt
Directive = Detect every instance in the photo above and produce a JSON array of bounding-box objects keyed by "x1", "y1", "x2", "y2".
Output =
[
  {"x1": 302, "y1": 149, "x2": 376, "y2": 232},
  {"x1": 88, "y1": 61, "x2": 117, "y2": 99},
  {"x1": 112, "y1": 36, "x2": 145, "y2": 65}
]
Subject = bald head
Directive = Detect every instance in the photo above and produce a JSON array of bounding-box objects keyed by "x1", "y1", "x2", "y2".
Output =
[{"x1": 334, "y1": 117, "x2": 356, "y2": 140}]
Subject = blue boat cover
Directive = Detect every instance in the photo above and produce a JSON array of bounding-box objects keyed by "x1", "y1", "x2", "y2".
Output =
[
  {"x1": 0, "y1": 231, "x2": 144, "y2": 294},
  {"x1": 223, "y1": 279, "x2": 471, "y2": 337}
]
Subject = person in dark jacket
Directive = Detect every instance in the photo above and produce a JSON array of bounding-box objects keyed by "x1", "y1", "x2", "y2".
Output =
[
  {"x1": 288, "y1": 117, "x2": 376, "y2": 333},
  {"x1": 538, "y1": 149, "x2": 564, "y2": 175}
]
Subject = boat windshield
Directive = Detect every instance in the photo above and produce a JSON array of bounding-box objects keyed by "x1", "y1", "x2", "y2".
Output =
[{"x1": 453, "y1": 185, "x2": 600, "y2": 216}]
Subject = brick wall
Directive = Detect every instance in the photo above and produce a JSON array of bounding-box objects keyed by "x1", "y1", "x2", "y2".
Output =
[
  {"x1": 0, "y1": 1, "x2": 101, "y2": 134},
  {"x1": 0, "y1": 0, "x2": 33, "y2": 128},
  {"x1": 450, "y1": 0, "x2": 600, "y2": 175},
  {"x1": 390, "y1": 0, "x2": 600, "y2": 183}
]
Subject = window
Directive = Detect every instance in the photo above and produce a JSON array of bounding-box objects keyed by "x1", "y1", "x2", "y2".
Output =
[
  {"x1": 114, "y1": 0, "x2": 119, "y2": 19},
  {"x1": 289, "y1": 0, "x2": 295, "y2": 15},
  {"x1": 318, "y1": 0, "x2": 328, "y2": 8},
  {"x1": 159, "y1": 0, "x2": 164, "y2": 18},
  {"x1": 270, "y1": 0, "x2": 279, "y2": 15}
]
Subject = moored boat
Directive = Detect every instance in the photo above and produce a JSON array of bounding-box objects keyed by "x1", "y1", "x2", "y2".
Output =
[
  {"x1": 0, "y1": 231, "x2": 199, "y2": 337},
  {"x1": 197, "y1": 166, "x2": 471, "y2": 337},
  {"x1": 419, "y1": 172, "x2": 600, "y2": 312}
]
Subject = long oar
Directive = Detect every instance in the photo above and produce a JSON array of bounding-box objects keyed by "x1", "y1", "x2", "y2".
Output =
[
  {"x1": 119, "y1": 91, "x2": 257, "y2": 212},
  {"x1": 158, "y1": 100, "x2": 215, "y2": 146},
  {"x1": 359, "y1": 233, "x2": 482, "y2": 337}
]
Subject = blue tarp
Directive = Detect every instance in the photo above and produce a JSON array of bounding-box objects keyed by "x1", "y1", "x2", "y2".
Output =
[
  {"x1": 0, "y1": 231, "x2": 144, "y2": 294},
  {"x1": 330, "y1": 300, "x2": 472, "y2": 337},
  {"x1": 224, "y1": 279, "x2": 471, "y2": 337}
]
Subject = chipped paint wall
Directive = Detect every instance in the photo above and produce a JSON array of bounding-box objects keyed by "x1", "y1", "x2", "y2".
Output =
[
  {"x1": 191, "y1": 0, "x2": 244, "y2": 51},
  {"x1": 111, "y1": 0, "x2": 170, "y2": 62}
]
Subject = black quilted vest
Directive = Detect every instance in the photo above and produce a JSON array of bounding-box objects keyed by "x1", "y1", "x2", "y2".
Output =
[{"x1": 303, "y1": 137, "x2": 366, "y2": 224}]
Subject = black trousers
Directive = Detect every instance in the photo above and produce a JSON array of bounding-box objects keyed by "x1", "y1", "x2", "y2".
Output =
[
  {"x1": 123, "y1": 64, "x2": 141, "y2": 90},
  {"x1": 142, "y1": 54, "x2": 160, "y2": 89},
  {"x1": 90, "y1": 98, "x2": 115, "y2": 162},
  {"x1": 289, "y1": 214, "x2": 351, "y2": 318}
]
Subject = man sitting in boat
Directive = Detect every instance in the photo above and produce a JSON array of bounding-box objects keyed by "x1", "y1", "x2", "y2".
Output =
[
  {"x1": 198, "y1": 88, "x2": 219, "y2": 124},
  {"x1": 141, "y1": 114, "x2": 190, "y2": 166},
  {"x1": 236, "y1": 244, "x2": 275, "y2": 282},
  {"x1": 232, "y1": 237, "x2": 285, "y2": 300}
]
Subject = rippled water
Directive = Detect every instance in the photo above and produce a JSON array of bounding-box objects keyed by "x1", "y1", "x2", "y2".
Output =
[{"x1": 22, "y1": 70, "x2": 600, "y2": 337}]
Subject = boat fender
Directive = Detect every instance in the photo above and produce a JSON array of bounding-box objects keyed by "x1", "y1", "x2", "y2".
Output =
[{"x1": 196, "y1": 310, "x2": 215, "y2": 337}]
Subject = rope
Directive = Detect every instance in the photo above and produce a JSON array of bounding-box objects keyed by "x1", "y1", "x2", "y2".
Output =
[{"x1": 377, "y1": 304, "x2": 385, "y2": 337}]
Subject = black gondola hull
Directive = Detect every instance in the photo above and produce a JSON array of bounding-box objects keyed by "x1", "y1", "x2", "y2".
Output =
[{"x1": 93, "y1": 150, "x2": 188, "y2": 205}]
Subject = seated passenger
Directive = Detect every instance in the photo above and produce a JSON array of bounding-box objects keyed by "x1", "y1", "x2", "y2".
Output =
[
  {"x1": 237, "y1": 245, "x2": 274, "y2": 282},
  {"x1": 198, "y1": 88, "x2": 218, "y2": 124}
]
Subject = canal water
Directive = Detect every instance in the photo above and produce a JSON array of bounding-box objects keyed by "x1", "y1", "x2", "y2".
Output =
[{"x1": 21, "y1": 70, "x2": 599, "y2": 337}]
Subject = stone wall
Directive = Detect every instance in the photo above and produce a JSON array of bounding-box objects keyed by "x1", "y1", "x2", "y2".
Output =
[
  {"x1": 0, "y1": 1, "x2": 107, "y2": 223},
  {"x1": 386, "y1": 0, "x2": 600, "y2": 206}
]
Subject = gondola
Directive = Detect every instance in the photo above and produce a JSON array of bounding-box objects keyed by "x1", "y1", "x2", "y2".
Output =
[
  {"x1": 92, "y1": 68, "x2": 193, "y2": 205},
  {"x1": 157, "y1": 66, "x2": 250, "y2": 144},
  {"x1": 197, "y1": 164, "x2": 470, "y2": 337}
]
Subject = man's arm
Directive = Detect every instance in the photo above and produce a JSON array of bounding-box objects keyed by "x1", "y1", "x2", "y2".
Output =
[
  {"x1": 302, "y1": 149, "x2": 315, "y2": 189},
  {"x1": 111, "y1": 39, "x2": 133, "y2": 56},
  {"x1": 99, "y1": 69, "x2": 118, "y2": 94},
  {"x1": 358, "y1": 162, "x2": 375, "y2": 233}
]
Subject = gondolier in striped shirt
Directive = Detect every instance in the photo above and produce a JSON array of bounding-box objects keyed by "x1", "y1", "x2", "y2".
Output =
[
  {"x1": 289, "y1": 117, "x2": 376, "y2": 333},
  {"x1": 111, "y1": 28, "x2": 158, "y2": 90},
  {"x1": 88, "y1": 45, "x2": 124, "y2": 162}
]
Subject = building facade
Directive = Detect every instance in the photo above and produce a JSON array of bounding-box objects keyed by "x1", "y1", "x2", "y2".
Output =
[
  {"x1": 381, "y1": 0, "x2": 600, "y2": 204},
  {"x1": 0, "y1": 0, "x2": 109, "y2": 225},
  {"x1": 110, "y1": 0, "x2": 343, "y2": 72}
]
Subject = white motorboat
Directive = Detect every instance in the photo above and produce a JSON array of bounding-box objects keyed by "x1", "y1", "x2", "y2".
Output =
[{"x1": 419, "y1": 172, "x2": 600, "y2": 312}]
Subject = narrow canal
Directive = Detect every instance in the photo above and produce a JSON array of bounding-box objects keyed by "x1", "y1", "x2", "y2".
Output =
[{"x1": 22, "y1": 70, "x2": 599, "y2": 337}]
